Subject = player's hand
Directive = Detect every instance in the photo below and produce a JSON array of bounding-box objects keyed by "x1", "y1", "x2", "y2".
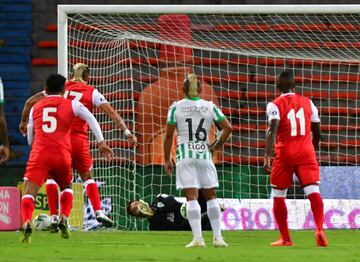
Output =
[
  {"x1": 164, "y1": 160, "x2": 173, "y2": 177},
  {"x1": 98, "y1": 141, "x2": 114, "y2": 161},
  {"x1": 0, "y1": 145, "x2": 10, "y2": 165},
  {"x1": 127, "y1": 134, "x2": 137, "y2": 147},
  {"x1": 19, "y1": 121, "x2": 27, "y2": 136},
  {"x1": 263, "y1": 155, "x2": 272, "y2": 173}
]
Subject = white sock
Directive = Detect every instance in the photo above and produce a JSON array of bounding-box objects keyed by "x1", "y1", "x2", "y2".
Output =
[
  {"x1": 207, "y1": 199, "x2": 222, "y2": 238},
  {"x1": 186, "y1": 200, "x2": 202, "y2": 241}
]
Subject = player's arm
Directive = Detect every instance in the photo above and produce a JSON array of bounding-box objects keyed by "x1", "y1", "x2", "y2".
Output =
[
  {"x1": 0, "y1": 79, "x2": 9, "y2": 165},
  {"x1": 0, "y1": 104, "x2": 9, "y2": 165},
  {"x1": 210, "y1": 104, "x2": 232, "y2": 153},
  {"x1": 310, "y1": 100, "x2": 321, "y2": 151},
  {"x1": 264, "y1": 102, "x2": 280, "y2": 173},
  {"x1": 19, "y1": 91, "x2": 45, "y2": 135},
  {"x1": 72, "y1": 100, "x2": 114, "y2": 161},
  {"x1": 163, "y1": 102, "x2": 177, "y2": 177},
  {"x1": 94, "y1": 89, "x2": 137, "y2": 146},
  {"x1": 26, "y1": 108, "x2": 34, "y2": 146},
  {"x1": 164, "y1": 124, "x2": 176, "y2": 177}
]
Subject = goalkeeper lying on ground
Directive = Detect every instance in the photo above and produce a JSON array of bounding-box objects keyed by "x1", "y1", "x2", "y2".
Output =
[{"x1": 127, "y1": 193, "x2": 224, "y2": 231}]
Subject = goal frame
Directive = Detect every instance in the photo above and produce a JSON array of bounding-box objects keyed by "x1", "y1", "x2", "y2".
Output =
[{"x1": 57, "y1": 4, "x2": 360, "y2": 76}]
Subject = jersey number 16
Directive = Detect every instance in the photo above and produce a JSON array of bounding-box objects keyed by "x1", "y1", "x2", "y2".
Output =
[{"x1": 185, "y1": 118, "x2": 207, "y2": 141}]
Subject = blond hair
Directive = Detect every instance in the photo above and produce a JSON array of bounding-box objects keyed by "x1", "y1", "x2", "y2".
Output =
[
  {"x1": 186, "y1": 74, "x2": 199, "y2": 98},
  {"x1": 72, "y1": 63, "x2": 89, "y2": 83}
]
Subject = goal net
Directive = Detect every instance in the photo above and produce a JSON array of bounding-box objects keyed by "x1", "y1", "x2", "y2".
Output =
[{"x1": 59, "y1": 5, "x2": 360, "y2": 230}]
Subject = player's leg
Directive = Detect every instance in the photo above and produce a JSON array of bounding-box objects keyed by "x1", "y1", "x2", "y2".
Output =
[
  {"x1": 72, "y1": 137, "x2": 113, "y2": 227},
  {"x1": 53, "y1": 159, "x2": 74, "y2": 239},
  {"x1": 45, "y1": 178, "x2": 60, "y2": 233},
  {"x1": 198, "y1": 160, "x2": 227, "y2": 247},
  {"x1": 81, "y1": 170, "x2": 113, "y2": 227},
  {"x1": 270, "y1": 160, "x2": 293, "y2": 246},
  {"x1": 176, "y1": 158, "x2": 204, "y2": 247},
  {"x1": 303, "y1": 184, "x2": 327, "y2": 247},
  {"x1": 21, "y1": 166, "x2": 47, "y2": 243},
  {"x1": 183, "y1": 188, "x2": 204, "y2": 247},
  {"x1": 271, "y1": 188, "x2": 293, "y2": 246},
  {"x1": 202, "y1": 188, "x2": 228, "y2": 247},
  {"x1": 58, "y1": 185, "x2": 73, "y2": 239},
  {"x1": 297, "y1": 163, "x2": 327, "y2": 247},
  {"x1": 20, "y1": 180, "x2": 41, "y2": 243}
]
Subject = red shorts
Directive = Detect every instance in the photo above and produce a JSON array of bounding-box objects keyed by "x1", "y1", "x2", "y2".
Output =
[
  {"x1": 270, "y1": 155, "x2": 320, "y2": 189},
  {"x1": 71, "y1": 135, "x2": 93, "y2": 174},
  {"x1": 25, "y1": 149, "x2": 73, "y2": 189}
]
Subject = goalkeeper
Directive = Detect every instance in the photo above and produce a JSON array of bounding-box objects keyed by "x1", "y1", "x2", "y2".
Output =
[{"x1": 127, "y1": 192, "x2": 222, "y2": 231}]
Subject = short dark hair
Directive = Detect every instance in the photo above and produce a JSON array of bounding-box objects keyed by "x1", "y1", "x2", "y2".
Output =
[
  {"x1": 276, "y1": 70, "x2": 295, "y2": 93},
  {"x1": 46, "y1": 74, "x2": 66, "y2": 94},
  {"x1": 278, "y1": 70, "x2": 295, "y2": 81}
]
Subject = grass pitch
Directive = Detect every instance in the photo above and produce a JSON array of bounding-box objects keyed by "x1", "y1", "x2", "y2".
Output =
[{"x1": 1, "y1": 230, "x2": 359, "y2": 261}]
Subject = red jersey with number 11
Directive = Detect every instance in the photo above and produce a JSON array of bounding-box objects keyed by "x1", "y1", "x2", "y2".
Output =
[{"x1": 267, "y1": 93, "x2": 320, "y2": 163}]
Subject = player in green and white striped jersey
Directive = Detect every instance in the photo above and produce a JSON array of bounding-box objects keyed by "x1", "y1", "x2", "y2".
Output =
[
  {"x1": 0, "y1": 77, "x2": 9, "y2": 165},
  {"x1": 164, "y1": 74, "x2": 232, "y2": 248}
]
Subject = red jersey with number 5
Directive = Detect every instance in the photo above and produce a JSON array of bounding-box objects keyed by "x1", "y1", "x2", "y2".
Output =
[
  {"x1": 64, "y1": 81, "x2": 107, "y2": 138},
  {"x1": 267, "y1": 93, "x2": 320, "y2": 163},
  {"x1": 31, "y1": 96, "x2": 75, "y2": 155}
]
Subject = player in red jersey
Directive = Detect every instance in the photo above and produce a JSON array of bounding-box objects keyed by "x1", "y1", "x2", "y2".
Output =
[
  {"x1": 19, "y1": 63, "x2": 137, "y2": 230},
  {"x1": 21, "y1": 74, "x2": 113, "y2": 243},
  {"x1": 264, "y1": 70, "x2": 328, "y2": 247}
]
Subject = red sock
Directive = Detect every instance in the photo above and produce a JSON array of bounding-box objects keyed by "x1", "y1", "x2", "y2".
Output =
[
  {"x1": 273, "y1": 197, "x2": 291, "y2": 241},
  {"x1": 60, "y1": 189, "x2": 73, "y2": 218},
  {"x1": 308, "y1": 192, "x2": 324, "y2": 231},
  {"x1": 46, "y1": 179, "x2": 59, "y2": 216},
  {"x1": 21, "y1": 195, "x2": 35, "y2": 223},
  {"x1": 84, "y1": 179, "x2": 101, "y2": 211}
]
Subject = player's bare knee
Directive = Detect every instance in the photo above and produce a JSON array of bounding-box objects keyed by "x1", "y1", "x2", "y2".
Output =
[
  {"x1": 184, "y1": 188, "x2": 198, "y2": 201},
  {"x1": 80, "y1": 170, "x2": 93, "y2": 182},
  {"x1": 272, "y1": 188, "x2": 288, "y2": 198},
  {"x1": 303, "y1": 184, "x2": 320, "y2": 197},
  {"x1": 24, "y1": 181, "x2": 41, "y2": 196},
  {"x1": 60, "y1": 186, "x2": 72, "y2": 192},
  {"x1": 202, "y1": 188, "x2": 217, "y2": 201}
]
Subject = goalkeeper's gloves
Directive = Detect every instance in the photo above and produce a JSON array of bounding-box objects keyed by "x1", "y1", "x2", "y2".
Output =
[{"x1": 138, "y1": 199, "x2": 155, "y2": 218}]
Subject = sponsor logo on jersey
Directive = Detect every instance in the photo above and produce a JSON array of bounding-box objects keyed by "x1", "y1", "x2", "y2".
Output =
[
  {"x1": 167, "y1": 212, "x2": 175, "y2": 223},
  {"x1": 187, "y1": 142, "x2": 207, "y2": 154},
  {"x1": 181, "y1": 106, "x2": 209, "y2": 113}
]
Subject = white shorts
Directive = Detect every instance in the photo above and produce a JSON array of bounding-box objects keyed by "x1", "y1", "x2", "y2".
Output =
[{"x1": 176, "y1": 158, "x2": 219, "y2": 189}]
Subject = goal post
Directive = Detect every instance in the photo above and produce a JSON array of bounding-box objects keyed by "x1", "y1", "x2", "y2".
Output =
[{"x1": 58, "y1": 5, "x2": 360, "y2": 230}]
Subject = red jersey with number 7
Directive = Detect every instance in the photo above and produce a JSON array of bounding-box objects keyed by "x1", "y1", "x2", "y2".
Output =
[
  {"x1": 266, "y1": 93, "x2": 320, "y2": 163},
  {"x1": 64, "y1": 81, "x2": 108, "y2": 138}
]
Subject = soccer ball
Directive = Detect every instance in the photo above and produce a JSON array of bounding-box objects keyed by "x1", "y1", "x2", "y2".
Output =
[
  {"x1": 33, "y1": 214, "x2": 51, "y2": 231},
  {"x1": 180, "y1": 202, "x2": 187, "y2": 220}
]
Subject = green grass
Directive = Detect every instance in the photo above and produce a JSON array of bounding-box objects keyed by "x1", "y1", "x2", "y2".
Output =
[{"x1": 1, "y1": 230, "x2": 359, "y2": 261}]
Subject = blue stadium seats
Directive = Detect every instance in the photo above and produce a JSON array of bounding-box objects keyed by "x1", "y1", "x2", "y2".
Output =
[{"x1": 1, "y1": 1, "x2": 32, "y2": 166}]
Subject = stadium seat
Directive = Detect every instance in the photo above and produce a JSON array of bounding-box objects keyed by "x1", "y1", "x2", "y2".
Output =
[
  {"x1": 38, "y1": 41, "x2": 57, "y2": 48},
  {"x1": 31, "y1": 58, "x2": 57, "y2": 66}
]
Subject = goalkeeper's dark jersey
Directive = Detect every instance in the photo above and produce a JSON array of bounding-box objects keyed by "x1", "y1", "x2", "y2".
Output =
[
  {"x1": 148, "y1": 193, "x2": 211, "y2": 231},
  {"x1": 149, "y1": 194, "x2": 190, "y2": 231}
]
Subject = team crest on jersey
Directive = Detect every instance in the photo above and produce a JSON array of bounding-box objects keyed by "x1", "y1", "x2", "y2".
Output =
[{"x1": 181, "y1": 106, "x2": 208, "y2": 113}]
